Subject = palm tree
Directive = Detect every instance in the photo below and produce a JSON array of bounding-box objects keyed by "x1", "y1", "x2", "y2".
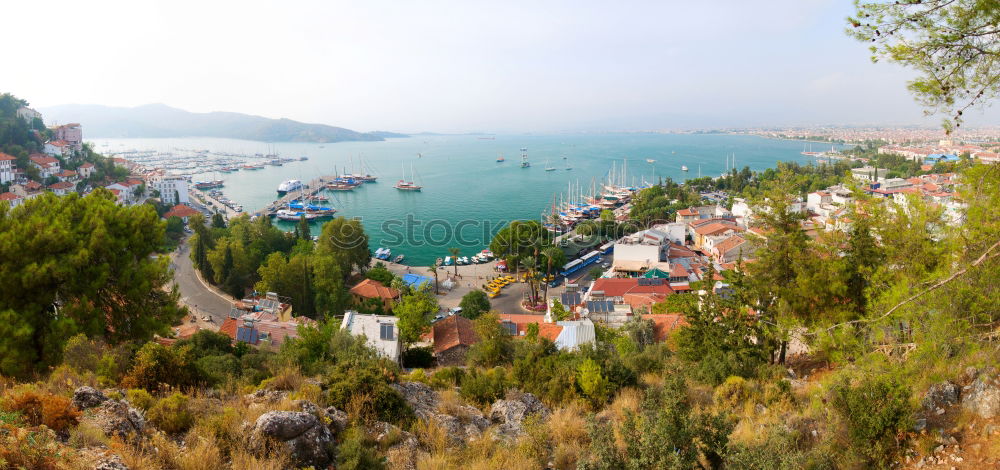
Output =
[
  {"x1": 541, "y1": 246, "x2": 564, "y2": 302},
  {"x1": 448, "y1": 247, "x2": 461, "y2": 276},
  {"x1": 427, "y1": 263, "x2": 440, "y2": 295},
  {"x1": 521, "y1": 255, "x2": 537, "y2": 304}
]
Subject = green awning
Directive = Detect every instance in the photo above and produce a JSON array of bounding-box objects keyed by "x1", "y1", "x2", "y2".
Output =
[{"x1": 642, "y1": 268, "x2": 669, "y2": 279}]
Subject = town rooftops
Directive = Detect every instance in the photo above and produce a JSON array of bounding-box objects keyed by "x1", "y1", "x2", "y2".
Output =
[
  {"x1": 0, "y1": 152, "x2": 15, "y2": 161},
  {"x1": 677, "y1": 208, "x2": 698, "y2": 217},
  {"x1": 349, "y1": 279, "x2": 400, "y2": 300},
  {"x1": 0, "y1": 192, "x2": 20, "y2": 201},
  {"x1": 48, "y1": 181, "x2": 74, "y2": 190},
  {"x1": 163, "y1": 204, "x2": 200, "y2": 219},
  {"x1": 47, "y1": 140, "x2": 69, "y2": 147},
  {"x1": 30, "y1": 155, "x2": 59, "y2": 166},
  {"x1": 713, "y1": 235, "x2": 747, "y2": 254},
  {"x1": 590, "y1": 278, "x2": 673, "y2": 297},
  {"x1": 79, "y1": 162, "x2": 94, "y2": 168},
  {"x1": 431, "y1": 315, "x2": 480, "y2": 354},
  {"x1": 694, "y1": 222, "x2": 742, "y2": 237}
]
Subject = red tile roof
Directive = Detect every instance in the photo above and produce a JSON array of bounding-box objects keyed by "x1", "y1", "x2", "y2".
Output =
[
  {"x1": 48, "y1": 181, "x2": 74, "y2": 190},
  {"x1": 0, "y1": 152, "x2": 15, "y2": 161},
  {"x1": 79, "y1": 162, "x2": 94, "y2": 168},
  {"x1": 623, "y1": 293, "x2": 669, "y2": 311},
  {"x1": 645, "y1": 314, "x2": 687, "y2": 342},
  {"x1": 713, "y1": 235, "x2": 747, "y2": 255},
  {"x1": 219, "y1": 317, "x2": 238, "y2": 339},
  {"x1": 0, "y1": 192, "x2": 19, "y2": 201},
  {"x1": 591, "y1": 278, "x2": 674, "y2": 297},
  {"x1": 164, "y1": 204, "x2": 200, "y2": 218},
  {"x1": 431, "y1": 315, "x2": 480, "y2": 354},
  {"x1": 677, "y1": 208, "x2": 697, "y2": 216},
  {"x1": 349, "y1": 279, "x2": 400, "y2": 300},
  {"x1": 694, "y1": 223, "x2": 741, "y2": 237},
  {"x1": 30, "y1": 155, "x2": 59, "y2": 166},
  {"x1": 497, "y1": 313, "x2": 558, "y2": 338}
]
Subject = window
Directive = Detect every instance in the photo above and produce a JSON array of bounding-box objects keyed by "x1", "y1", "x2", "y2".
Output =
[
  {"x1": 379, "y1": 323, "x2": 395, "y2": 341},
  {"x1": 501, "y1": 321, "x2": 518, "y2": 336}
]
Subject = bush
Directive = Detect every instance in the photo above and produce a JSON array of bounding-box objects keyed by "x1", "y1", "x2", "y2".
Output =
[
  {"x1": 61, "y1": 333, "x2": 103, "y2": 372},
  {"x1": 337, "y1": 427, "x2": 385, "y2": 470},
  {"x1": 0, "y1": 425, "x2": 74, "y2": 470},
  {"x1": 323, "y1": 363, "x2": 413, "y2": 425},
  {"x1": 429, "y1": 367, "x2": 465, "y2": 390},
  {"x1": 2, "y1": 390, "x2": 80, "y2": 433},
  {"x1": 147, "y1": 392, "x2": 194, "y2": 434},
  {"x1": 126, "y1": 389, "x2": 155, "y2": 411},
  {"x1": 195, "y1": 354, "x2": 240, "y2": 385},
  {"x1": 459, "y1": 367, "x2": 511, "y2": 406},
  {"x1": 121, "y1": 342, "x2": 197, "y2": 391},
  {"x1": 831, "y1": 374, "x2": 911, "y2": 468},
  {"x1": 459, "y1": 290, "x2": 491, "y2": 320},
  {"x1": 401, "y1": 346, "x2": 434, "y2": 368},
  {"x1": 714, "y1": 376, "x2": 751, "y2": 409}
]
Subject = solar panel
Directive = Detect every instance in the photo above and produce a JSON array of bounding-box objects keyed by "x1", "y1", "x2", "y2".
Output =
[
  {"x1": 561, "y1": 292, "x2": 581, "y2": 305},
  {"x1": 236, "y1": 327, "x2": 259, "y2": 344},
  {"x1": 587, "y1": 300, "x2": 614, "y2": 313}
]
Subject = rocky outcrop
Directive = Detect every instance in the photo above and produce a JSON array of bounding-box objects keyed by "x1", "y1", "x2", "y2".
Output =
[
  {"x1": 489, "y1": 393, "x2": 550, "y2": 438},
  {"x1": 93, "y1": 455, "x2": 129, "y2": 470},
  {"x1": 294, "y1": 399, "x2": 349, "y2": 435},
  {"x1": 962, "y1": 368, "x2": 1000, "y2": 419},
  {"x1": 391, "y1": 381, "x2": 490, "y2": 443},
  {"x1": 72, "y1": 386, "x2": 108, "y2": 410},
  {"x1": 251, "y1": 411, "x2": 334, "y2": 468},
  {"x1": 92, "y1": 400, "x2": 144, "y2": 439},
  {"x1": 244, "y1": 388, "x2": 288, "y2": 405},
  {"x1": 922, "y1": 381, "x2": 961, "y2": 412}
]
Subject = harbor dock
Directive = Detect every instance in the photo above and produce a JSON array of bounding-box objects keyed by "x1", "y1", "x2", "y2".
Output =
[{"x1": 255, "y1": 175, "x2": 338, "y2": 217}]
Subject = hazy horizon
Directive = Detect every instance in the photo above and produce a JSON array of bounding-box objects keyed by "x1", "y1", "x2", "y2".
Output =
[{"x1": 9, "y1": 0, "x2": 1000, "y2": 133}]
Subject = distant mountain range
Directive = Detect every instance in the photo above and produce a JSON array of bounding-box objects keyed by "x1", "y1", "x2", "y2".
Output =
[{"x1": 39, "y1": 103, "x2": 407, "y2": 143}]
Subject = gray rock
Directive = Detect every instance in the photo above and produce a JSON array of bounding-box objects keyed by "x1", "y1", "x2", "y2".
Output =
[
  {"x1": 93, "y1": 455, "x2": 129, "y2": 470},
  {"x1": 922, "y1": 381, "x2": 960, "y2": 412},
  {"x1": 72, "y1": 386, "x2": 108, "y2": 410},
  {"x1": 962, "y1": 370, "x2": 1000, "y2": 419},
  {"x1": 93, "y1": 400, "x2": 144, "y2": 439},
  {"x1": 251, "y1": 411, "x2": 334, "y2": 468},
  {"x1": 245, "y1": 388, "x2": 288, "y2": 404},
  {"x1": 489, "y1": 393, "x2": 550, "y2": 438},
  {"x1": 391, "y1": 381, "x2": 489, "y2": 443},
  {"x1": 324, "y1": 406, "x2": 349, "y2": 434},
  {"x1": 914, "y1": 418, "x2": 927, "y2": 432}
]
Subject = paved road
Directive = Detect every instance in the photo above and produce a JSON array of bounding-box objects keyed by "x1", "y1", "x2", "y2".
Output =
[{"x1": 170, "y1": 237, "x2": 234, "y2": 326}]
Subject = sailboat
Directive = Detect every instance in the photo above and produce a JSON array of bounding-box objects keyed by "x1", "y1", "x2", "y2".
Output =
[
  {"x1": 520, "y1": 148, "x2": 530, "y2": 168},
  {"x1": 496, "y1": 153, "x2": 505, "y2": 162},
  {"x1": 394, "y1": 163, "x2": 422, "y2": 191},
  {"x1": 544, "y1": 159, "x2": 556, "y2": 171}
]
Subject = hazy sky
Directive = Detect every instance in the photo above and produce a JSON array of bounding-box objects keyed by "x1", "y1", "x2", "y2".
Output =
[{"x1": 7, "y1": 0, "x2": 998, "y2": 132}]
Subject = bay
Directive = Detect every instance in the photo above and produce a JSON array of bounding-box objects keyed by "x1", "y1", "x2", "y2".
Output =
[{"x1": 90, "y1": 133, "x2": 841, "y2": 266}]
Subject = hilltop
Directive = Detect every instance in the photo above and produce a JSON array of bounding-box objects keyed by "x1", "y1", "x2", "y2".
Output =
[{"x1": 39, "y1": 103, "x2": 407, "y2": 143}]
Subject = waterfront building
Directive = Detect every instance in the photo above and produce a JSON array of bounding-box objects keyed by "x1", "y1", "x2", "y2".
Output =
[{"x1": 0, "y1": 152, "x2": 15, "y2": 184}]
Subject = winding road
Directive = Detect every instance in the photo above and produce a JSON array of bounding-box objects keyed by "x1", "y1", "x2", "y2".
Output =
[{"x1": 169, "y1": 237, "x2": 235, "y2": 326}]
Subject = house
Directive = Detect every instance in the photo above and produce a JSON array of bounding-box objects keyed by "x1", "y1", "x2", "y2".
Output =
[
  {"x1": 51, "y1": 123, "x2": 83, "y2": 150},
  {"x1": 692, "y1": 221, "x2": 743, "y2": 250},
  {"x1": 675, "y1": 205, "x2": 732, "y2": 224},
  {"x1": 16, "y1": 107, "x2": 41, "y2": 123},
  {"x1": 105, "y1": 180, "x2": 143, "y2": 204},
  {"x1": 0, "y1": 152, "x2": 15, "y2": 184},
  {"x1": 219, "y1": 316, "x2": 308, "y2": 350},
  {"x1": 77, "y1": 162, "x2": 95, "y2": 179},
  {"x1": 48, "y1": 181, "x2": 75, "y2": 196},
  {"x1": 340, "y1": 311, "x2": 401, "y2": 362},
  {"x1": 146, "y1": 172, "x2": 189, "y2": 205},
  {"x1": 431, "y1": 315, "x2": 480, "y2": 366},
  {"x1": 495, "y1": 313, "x2": 596, "y2": 350},
  {"x1": 105, "y1": 188, "x2": 127, "y2": 205},
  {"x1": 44, "y1": 140, "x2": 71, "y2": 158},
  {"x1": 163, "y1": 204, "x2": 200, "y2": 223},
  {"x1": 587, "y1": 278, "x2": 674, "y2": 303},
  {"x1": 710, "y1": 235, "x2": 749, "y2": 263},
  {"x1": 0, "y1": 192, "x2": 23, "y2": 208},
  {"x1": 622, "y1": 293, "x2": 670, "y2": 314},
  {"x1": 349, "y1": 279, "x2": 401, "y2": 312},
  {"x1": 29, "y1": 154, "x2": 60, "y2": 178},
  {"x1": 55, "y1": 169, "x2": 78, "y2": 182},
  {"x1": 851, "y1": 166, "x2": 888, "y2": 182},
  {"x1": 11, "y1": 181, "x2": 43, "y2": 199}
]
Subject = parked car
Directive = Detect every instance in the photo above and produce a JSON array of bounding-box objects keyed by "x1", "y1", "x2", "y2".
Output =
[
  {"x1": 433, "y1": 314, "x2": 444, "y2": 322},
  {"x1": 448, "y1": 307, "x2": 462, "y2": 316}
]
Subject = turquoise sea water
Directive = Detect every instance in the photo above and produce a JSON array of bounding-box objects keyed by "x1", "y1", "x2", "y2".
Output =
[{"x1": 91, "y1": 134, "x2": 842, "y2": 266}]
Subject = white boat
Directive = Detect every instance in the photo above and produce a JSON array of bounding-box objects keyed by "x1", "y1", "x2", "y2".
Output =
[
  {"x1": 275, "y1": 209, "x2": 317, "y2": 221},
  {"x1": 646, "y1": 159, "x2": 656, "y2": 163},
  {"x1": 544, "y1": 159, "x2": 556, "y2": 171},
  {"x1": 277, "y1": 179, "x2": 303, "y2": 195},
  {"x1": 394, "y1": 163, "x2": 422, "y2": 191},
  {"x1": 520, "y1": 148, "x2": 530, "y2": 168},
  {"x1": 681, "y1": 165, "x2": 689, "y2": 172}
]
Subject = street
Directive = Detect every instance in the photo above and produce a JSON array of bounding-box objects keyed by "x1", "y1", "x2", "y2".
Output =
[{"x1": 169, "y1": 237, "x2": 235, "y2": 327}]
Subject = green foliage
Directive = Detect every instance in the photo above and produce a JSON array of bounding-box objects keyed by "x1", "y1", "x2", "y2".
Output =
[
  {"x1": 0, "y1": 191, "x2": 184, "y2": 377},
  {"x1": 147, "y1": 392, "x2": 194, "y2": 434},
  {"x1": 322, "y1": 362, "x2": 413, "y2": 425},
  {"x1": 577, "y1": 358, "x2": 611, "y2": 406},
  {"x1": 126, "y1": 389, "x2": 155, "y2": 411},
  {"x1": 337, "y1": 426, "x2": 385, "y2": 470},
  {"x1": 458, "y1": 289, "x2": 491, "y2": 320},
  {"x1": 549, "y1": 298, "x2": 570, "y2": 321},
  {"x1": 120, "y1": 342, "x2": 198, "y2": 391},
  {"x1": 466, "y1": 312, "x2": 513, "y2": 367},
  {"x1": 830, "y1": 374, "x2": 911, "y2": 468},
  {"x1": 458, "y1": 367, "x2": 511, "y2": 406},
  {"x1": 394, "y1": 291, "x2": 435, "y2": 345},
  {"x1": 365, "y1": 262, "x2": 395, "y2": 285}
]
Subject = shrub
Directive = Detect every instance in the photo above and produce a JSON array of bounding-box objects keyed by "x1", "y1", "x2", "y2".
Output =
[
  {"x1": 429, "y1": 367, "x2": 464, "y2": 390},
  {"x1": 126, "y1": 388, "x2": 156, "y2": 411},
  {"x1": 0, "y1": 425, "x2": 74, "y2": 470},
  {"x1": 147, "y1": 392, "x2": 194, "y2": 434},
  {"x1": 831, "y1": 374, "x2": 911, "y2": 468},
  {"x1": 323, "y1": 362, "x2": 413, "y2": 425},
  {"x1": 68, "y1": 419, "x2": 110, "y2": 448},
  {"x1": 459, "y1": 367, "x2": 510, "y2": 406},
  {"x1": 259, "y1": 366, "x2": 304, "y2": 391},
  {"x1": 338, "y1": 427, "x2": 385, "y2": 469},
  {"x1": 459, "y1": 290, "x2": 491, "y2": 320},
  {"x1": 195, "y1": 354, "x2": 240, "y2": 385},
  {"x1": 401, "y1": 346, "x2": 434, "y2": 368},
  {"x1": 121, "y1": 342, "x2": 197, "y2": 391},
  {"x1": 713, "y1": 376, "x2": 751, "y2": 409},
  {"x1": 61, "y1": 333, "x2": 103, "y2": 372},
  {"x1": 2, "y1": 390, "x2": 81, "y2": 433}
]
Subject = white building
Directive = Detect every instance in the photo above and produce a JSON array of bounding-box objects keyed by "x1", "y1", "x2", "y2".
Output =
[
  {"x1": 340, "y1": 310, "x2": 401, "y2": 363},
  {"x1": 44, "y1": 141, "x2": 71, "y2": 158},
  {"x1": 78, "y1": 163, "x2": 95, "y2": 179},
  {"x1": 29, "y1": 154, "x2": 61, "y2": 179},
  {"x1": 17, "y1": 107, "x2": 42, "y2": 123},
  {"x1": 851, "y1": 167, "x2": 888, "y2": 182},
  {"x1": 146, "y1": 174, "x2": 189, "y2": 205},
  {"x1": 0, "y1": 152, "x2": 15, "y2": 184}
]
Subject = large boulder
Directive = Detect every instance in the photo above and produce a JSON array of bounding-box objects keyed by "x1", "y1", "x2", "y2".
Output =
[
  {"x1": 92, "y1": 400, "x2": 144, "y2": 439},
  {"x1": 294, "y1": 399, "x2": 349, "y2": 435},
  {"x1": 489, "y1": 393, "x2": 550, "y2": 438},
  {"x1": 922, "y1": 381, "x2": 961, "y2": 412},
  {"x1": 962, "y1": 369, "x2": 1000, "y2": 419},
  {"x1": 72, "y1": 386, "x2": 108, "y2": 410},
  {"x1": 391, "y1": 381, "x2": 489, "y2": 443},
  {"x1": 251, "y1": 411, "x2": 334, "y2": 468}
]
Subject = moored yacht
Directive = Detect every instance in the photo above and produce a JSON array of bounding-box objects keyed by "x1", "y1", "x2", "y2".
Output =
[{"x1": 277, "y1": 179, "x2": 302, "y2": 196}]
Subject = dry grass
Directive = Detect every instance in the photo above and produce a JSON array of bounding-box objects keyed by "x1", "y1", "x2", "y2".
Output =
[
  {"x1": 603, "y1": 387, "x2": 642, "y2": 423},
  {"x1": 261, "y1": 366, "x2": 304, "y2": 391},
  {"x1": 437, "y1": 389, "x2": 473, "y2": 419},
  {"x1": 229, "y1": 449, "x2": 291, "y2": 470},
  {"x1": 547, "y1": 404, "x2": 587, "y2": 443},
  {"x1": 110, "y1": 438, "x2": 164, "y2": 470},
  {"x1": 552, "y1": 442, "x2": 586, "y2": 470},
  {"x1": 416, "y1": 453, "x2": 452, "y2": 470},
  {"x1": 68, "y1": 419, "x2": 110, "y2": 448},
  {"x1": 414, "y1": 417, "x2": 449, "y2": 454}
]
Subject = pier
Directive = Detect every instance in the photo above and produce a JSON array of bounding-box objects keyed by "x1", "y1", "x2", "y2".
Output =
[{"x1": 254, "y1": 175, "x2": 338, "y2": 217}]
